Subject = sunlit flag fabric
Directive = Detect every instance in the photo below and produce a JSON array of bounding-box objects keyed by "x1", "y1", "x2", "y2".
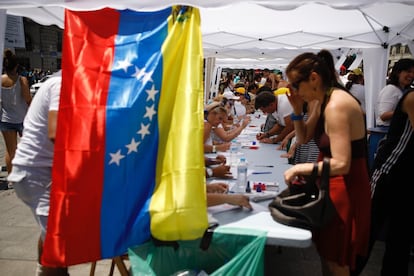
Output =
[{"x1": 42, "y1": 6, "x2": 207, "y2": 267}]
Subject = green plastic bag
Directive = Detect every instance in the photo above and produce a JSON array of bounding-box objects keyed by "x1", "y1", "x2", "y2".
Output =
[{"x1": 128, "y1": 227, "x2": 267, "y2": 275}]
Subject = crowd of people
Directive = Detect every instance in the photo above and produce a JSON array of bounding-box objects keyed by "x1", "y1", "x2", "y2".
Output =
[
  {"x1": 2, "y1": 46, "x2": 414, "y2": 275},
  {"x1": 206, "y1": 55, "x2": 414, "y2": 276}
]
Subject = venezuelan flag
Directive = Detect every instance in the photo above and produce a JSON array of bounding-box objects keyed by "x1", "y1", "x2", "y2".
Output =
[{"x1": 42, "y1": 7, "x2": 207, "y2": 266}]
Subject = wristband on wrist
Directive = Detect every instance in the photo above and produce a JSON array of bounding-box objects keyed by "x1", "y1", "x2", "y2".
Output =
[
  {"x1": 206, "y1": 167, "x2": 213, "y2": 178},
  {"x1": 290, "y1": 112, "x2": 304, "y2": 121},
  {"x1": 212, "y1": 145, "x2": 217, "y2": 153}
]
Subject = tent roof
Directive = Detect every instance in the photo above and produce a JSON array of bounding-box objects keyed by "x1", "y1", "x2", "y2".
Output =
[
  {"x1": 1, "y1": 1, "x2": 412, "y2": 129},
  {"x1": 3, "y1": 1, "x2": 414, "y2": 63}
]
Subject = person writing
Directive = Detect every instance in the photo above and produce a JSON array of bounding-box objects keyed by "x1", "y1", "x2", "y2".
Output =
[
  {"x1": 204, "y1": 102, "x2": 250, "y2": 153},
  {"x1": 283, "y1": 50, "x2": 371, "y2": 276},
  {"x1": 205, "y1": 155, "x2": 232, "y2": 179},
  {"x1": 254, "y1": 91, "x2": 294, "y2": 144},
  {"x1": 206, "y1": 182, "x2": 252, "y2": 209}
]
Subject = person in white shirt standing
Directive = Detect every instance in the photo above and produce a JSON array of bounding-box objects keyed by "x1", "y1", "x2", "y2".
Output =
[
  {"x1": 254, "y1": 91, "x2": 294, "y2": 144},
  {"x1": 7, "y1": 71, "x2": 68, "y2": 275},
  {"x1": 375, "y1": 58, "x2": 414, "y2": 127}
]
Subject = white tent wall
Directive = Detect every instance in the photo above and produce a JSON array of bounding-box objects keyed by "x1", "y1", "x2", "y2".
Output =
[
  {"x1": 363, "y1": 48, "x2": 389, "y2": 129},
  {"x1": 204, "y1": 57, "x2": 215, "y2": 103}
]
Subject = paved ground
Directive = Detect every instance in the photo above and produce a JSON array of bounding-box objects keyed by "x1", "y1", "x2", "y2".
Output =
[{"x1": 1, "y1": 135, "x2": 413, "y2": 275}]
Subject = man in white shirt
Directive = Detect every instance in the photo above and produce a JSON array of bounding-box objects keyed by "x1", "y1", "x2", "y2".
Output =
[
  {"x1": 254, "y1": 91, "x2": 294, "y2": 144},
  {"x1": 7, "y1": 71, "x2": 67, "y2": 275}
]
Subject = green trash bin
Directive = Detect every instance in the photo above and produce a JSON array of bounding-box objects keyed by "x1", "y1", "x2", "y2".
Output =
[{"x1": 128, "y1": 227, "x2": 267, "y2": 275}]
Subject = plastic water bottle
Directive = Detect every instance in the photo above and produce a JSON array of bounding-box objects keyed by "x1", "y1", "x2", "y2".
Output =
[
  {"x1": 236, "y1": 157, "x2": 248, "y2": 193},
  {"x1": 230, "y1": 140, "x2": 239, "y2": 165}
]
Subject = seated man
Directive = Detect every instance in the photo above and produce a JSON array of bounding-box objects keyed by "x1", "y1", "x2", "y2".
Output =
[{"x1": 254, "y1": 91, "x2": 294, "y2": 144}]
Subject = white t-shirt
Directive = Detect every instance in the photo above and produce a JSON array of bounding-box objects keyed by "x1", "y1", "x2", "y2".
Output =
[
  {"x1": 350, "y1": 84, "x2": 366, "y2": 113},
  {"x1": 232, "y1": 101, "x2": 246, "y2": 118},
  {"x1": 375, "y1": 84, "x2": 403, "y2": 127},
  {"x1": 12, "y1": 72, "x2": 61, "y2": 168},
  {"x1": 271, "y1": 94, "x2": 293, "y2": 127}
]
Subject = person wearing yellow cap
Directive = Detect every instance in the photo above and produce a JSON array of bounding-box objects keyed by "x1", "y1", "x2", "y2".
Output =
[{"x1": 234, "y1": 86, "x2": 255, "y2": 114}]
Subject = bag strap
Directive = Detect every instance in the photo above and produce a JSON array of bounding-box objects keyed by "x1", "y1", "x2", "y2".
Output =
[{"x1": 319, "y1": 157, "x2": 330, "y2": 190}]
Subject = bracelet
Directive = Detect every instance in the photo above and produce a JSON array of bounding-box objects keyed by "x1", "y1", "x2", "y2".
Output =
[
  {"x1": 206, "y1": 167, "x2": 213, "y2": 178},
  {"x1": 290, "y1": 113, "x2": 304, "y2": 121},
  {"x1": 212, "y1": 145, "x2": 216, "y2": 153}
]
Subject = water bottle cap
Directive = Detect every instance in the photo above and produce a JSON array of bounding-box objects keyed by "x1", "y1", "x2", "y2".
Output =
[{"x1": 240, "y1": 157, "x2": 246, "y2": 162}]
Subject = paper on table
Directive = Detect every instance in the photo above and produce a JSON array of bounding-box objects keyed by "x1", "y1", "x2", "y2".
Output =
[
  {"x1": 208, "y1": 204, "x2": 242, "y2": 214},
  {"x1": 207, "y1": 201, "x2": 268, "y2": 215}
]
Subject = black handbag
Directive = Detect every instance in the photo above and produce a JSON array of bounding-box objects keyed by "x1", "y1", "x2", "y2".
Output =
[{"x1": 268, "y1": 157, "x2": 336, "y2": 230}]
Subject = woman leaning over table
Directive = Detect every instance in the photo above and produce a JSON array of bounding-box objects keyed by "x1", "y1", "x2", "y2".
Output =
[
  {"x1": 283, "y1": 50, "x2": 371, "y2": 276},
  {"x1": 204, "y1": 102, "x2": 250, "y2": 153},
  {"x1": 204, "y1": 102, "x2": 230, "y2": 153}
]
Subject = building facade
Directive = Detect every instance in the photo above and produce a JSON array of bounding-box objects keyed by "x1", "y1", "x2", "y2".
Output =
[{"x1": 14, "y1": 18, "x2": 62, "y2": 73}]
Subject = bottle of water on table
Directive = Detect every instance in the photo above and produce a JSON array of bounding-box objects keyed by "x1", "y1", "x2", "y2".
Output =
[
  {"x1": 236, "y1": 157, "x2": 248, "y2": 193},
  {"x1": 230, "y1": 139, "x2": 239, "y2": 165}
]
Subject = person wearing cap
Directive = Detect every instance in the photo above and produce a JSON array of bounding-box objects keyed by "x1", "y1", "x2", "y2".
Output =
[
  {"x1": 204, "y1": 98, "x2": 251, "y2": 147},
  {"x1": 227, "y1": 89, "x2": 246, "y2": 119},
  {"x1": 346, "y1": 68, "x2": 366, "y2": 114},
  {"x1": 222, "y1": 90, "x2": 251, "y2": 126},
  {"x1": 235, "y1": 86, "x2": 255, "y2": 114},
  {"x1": 204, "y1": 102, "x2": 231, "y2": 153}
]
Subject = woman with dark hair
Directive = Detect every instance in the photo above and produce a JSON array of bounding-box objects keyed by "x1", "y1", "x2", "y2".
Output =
[
  {"x1": 1, "y1": 49, "x2": 32, "y2": 175},
  {"x1": 284, "y1": 49, "x2": 371, "y2": 276},
  {"x1": 375, "y1": 58, "x2": 414, "y2": 127}
]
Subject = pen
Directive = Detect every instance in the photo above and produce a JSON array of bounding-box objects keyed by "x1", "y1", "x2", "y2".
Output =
[
  {"x1": 252, "y1": 172, "x2": 272, "y2": 174},
  {"x1": 254, "y1": 165, "x2": 274, "y2": 167}
]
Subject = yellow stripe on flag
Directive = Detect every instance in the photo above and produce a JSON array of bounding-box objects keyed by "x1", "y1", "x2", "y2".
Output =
[{"x1": 150, "y1": 7, "x2": 207, "y2": 240}]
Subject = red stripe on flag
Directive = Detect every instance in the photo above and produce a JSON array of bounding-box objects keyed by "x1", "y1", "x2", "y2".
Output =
[{"x1": 42, "y1": 9, "x2": 120, "y2": 266}]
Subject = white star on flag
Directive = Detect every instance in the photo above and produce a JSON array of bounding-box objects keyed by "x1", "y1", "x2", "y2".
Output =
[
  {"x1": 137, "y1": 123, "x2": 151, "y2": 139},
  {"x1": 146, "y1": 85, "x2": 158, "y2": 102},
  {"x1": 114, "y1": 58, "x2": 133, "y2": 73},
  {"x1": 142, "y1": 70, "x2": 153, "y2": 83},
  {"x1": 144, "y1": 105, "x2": 156, "y2": 121},
  {"x1": 109, "y1": 150, "x2": 125, "y2": 166},
  {"x1": 125, "y1": 138, "x2": 140, "y2": 154}
]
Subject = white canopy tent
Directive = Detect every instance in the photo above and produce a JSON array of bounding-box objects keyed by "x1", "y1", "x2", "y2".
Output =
[{"x1": 1, "y1": 0, "x2": 414, "y2": 128}]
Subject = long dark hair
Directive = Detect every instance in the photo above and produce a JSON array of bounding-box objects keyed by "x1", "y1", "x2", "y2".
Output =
[
  {"x1": 286, "y1": 49, "x2": 346, "y2": 93},
  {"x1": 3, "y1": 49, "x2": 18, "y2": 73},
  {"x1": 387, "y1": 58, "x2": 414, "y2": 88}
]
